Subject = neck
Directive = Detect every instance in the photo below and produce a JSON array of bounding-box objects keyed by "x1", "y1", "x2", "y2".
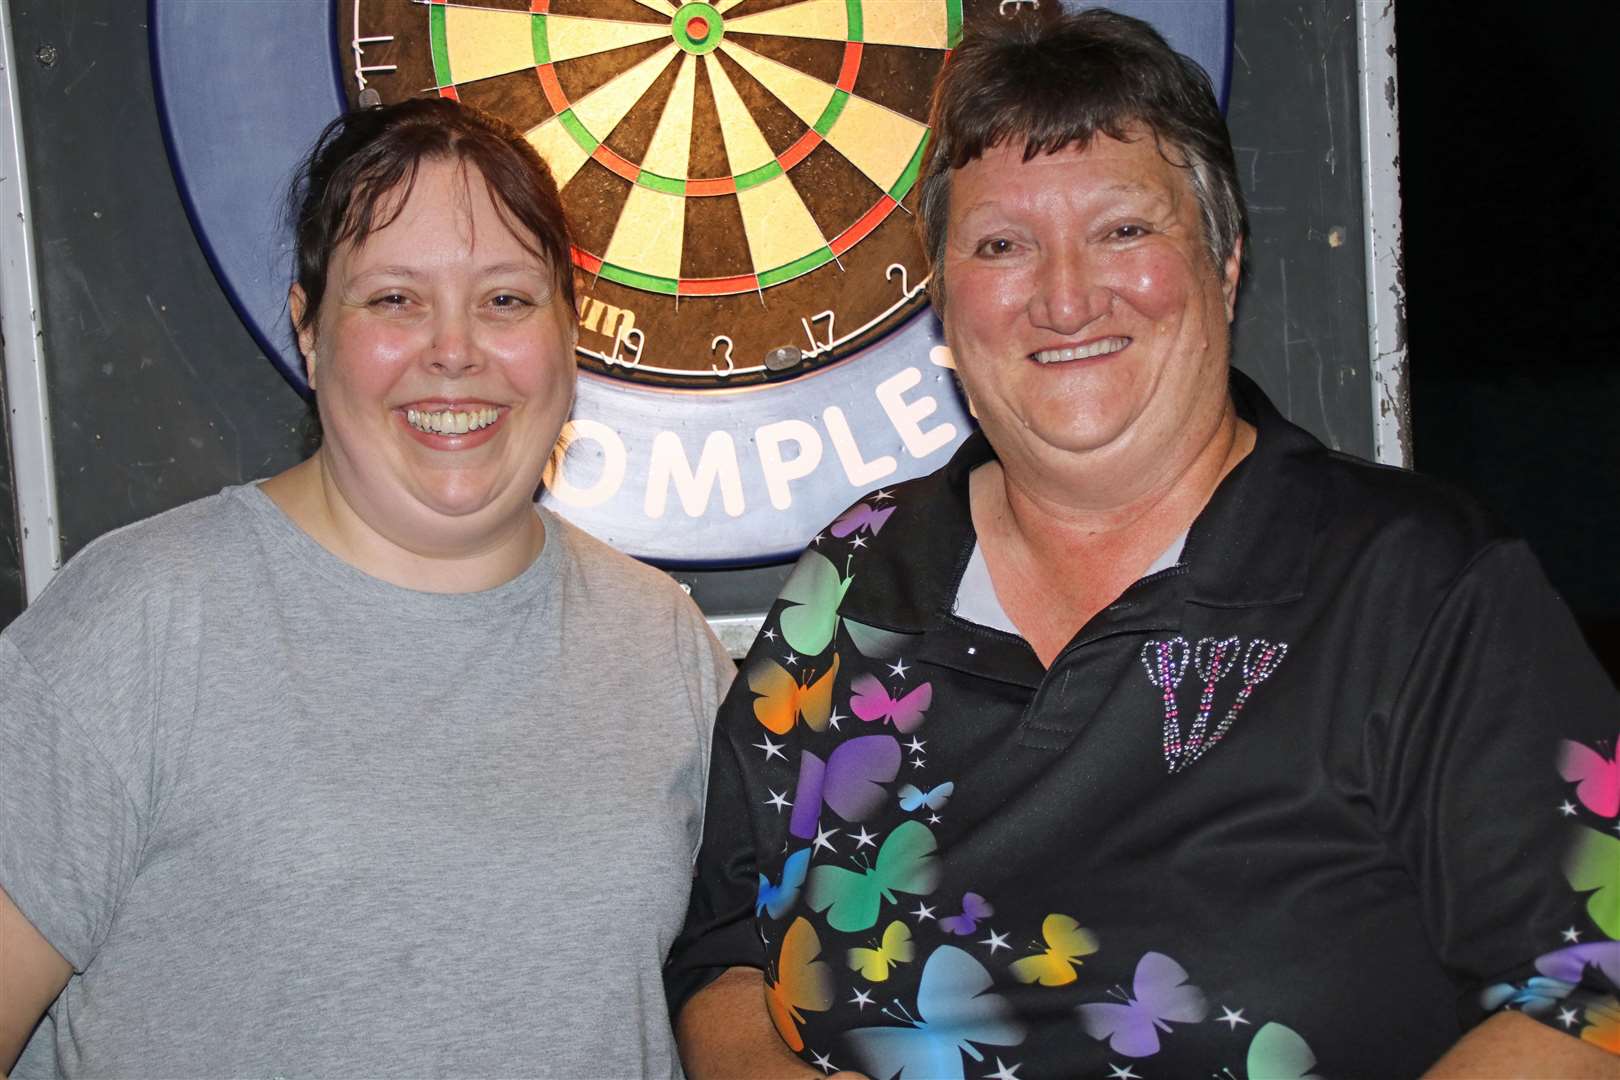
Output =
[{"x1": 261, "y1": 454, "x2": 546, "y2": 594}]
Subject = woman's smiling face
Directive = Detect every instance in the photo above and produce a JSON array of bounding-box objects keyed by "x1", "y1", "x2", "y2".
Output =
[
  {"x1": 940, "y1": 131, "x2": 1240, "y2": 483},
  {"x1": 293, "y1": 155, "x2": 576, "y2": 559}
]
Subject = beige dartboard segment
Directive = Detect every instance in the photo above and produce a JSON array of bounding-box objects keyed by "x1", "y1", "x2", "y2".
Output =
[
  {"x1": 704, "y1": 53, "x2": 778, "y2": 176},
  {"x1": 725, "y1": 1, "x2": 851, "y2": 43},
  {"x1": 718, "y1": 40, "x2": 834, "y2": 131},
  {"x1": 735, "y1": 172, "x2": 829, "y2": 275},
  {"x1": 570, "y1": 44, "x2": 680, "y2": 144},
  {"x1": 604, "y1": 184, "x2": 687, "y2": 280},
  {"x1": 640, "y1": 53, "x2": 699, "y2": 180},
  {"x1": 544, "y1": 15, "x2": 672, "y2": 64},
  {"x1": 440, "y1": 7, "x2": 539, "y2": 87}
]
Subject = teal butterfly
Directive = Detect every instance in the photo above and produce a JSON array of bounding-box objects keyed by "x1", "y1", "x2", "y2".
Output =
[
  {"x1": 1245, "y1": 1022, "x2": 1322, "y2": 1080},
  {"x1": 846, "y1": 945, "x2": 1026, "y2": 1080},
  {"x1": 806, "y1": 820, "x2": 940, "y2": 932},
  {"x1": 776, "y1": 550, "x2": 910, "y2": 658}
]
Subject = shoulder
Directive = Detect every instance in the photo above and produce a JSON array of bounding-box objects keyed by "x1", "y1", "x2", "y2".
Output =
[{"x1": 545, "y1": 510, "x2": 693, "y2": 612}]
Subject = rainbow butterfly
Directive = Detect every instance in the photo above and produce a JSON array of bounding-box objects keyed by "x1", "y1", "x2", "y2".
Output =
[
  {"x1": 848, "y1": 920, "x2": 915, "y2": 983},
  {"x1": 846, "y1": 945, "x2": 1026, "y2": 1080},
  {"x1": 1242, "y1": 1022, "x2": 1322, "y2": 1080},
  {"x1": 850, "y1": 674, "x2": 933, "y2": 733},
  {"x1": 1559, "y1": 737, "x2": 1620, "y2": 818},
  {"x1": 939, "y1": 892, "x2": 993, "y2": 936},
  {"x1": 1582, "y1": 996, "x2": 1620, "y2": 1054},
  {"x1": 757, "y1": 848, "x2": 811, "y2": 920},
  {"x1": 1563, "y1": 825, "x2": 1620, "y2": 939},
  {"x1": 1009, "y1": 914, "x2": 1099, "y2": 987},
  {"x1": 807, "y1": 820, "x2": 941, "y2": 932},
  {"x1": 748, "y1": 654, "x2": 840, "y2": 735},
  {"x1": 898, "y1": 782, "x2": 954, "y2": 813},
  {"x1": 1077, "y1": 951, "x2": 1209, "y2": 1057},
  {"x1": 776, "y1": 550, "x2": 909, "y2": 658},
  {"x1": 766, "y1": 916, "x2": 834, "y2": 1053}
]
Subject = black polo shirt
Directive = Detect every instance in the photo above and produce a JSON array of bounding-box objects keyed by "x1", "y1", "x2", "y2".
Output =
[{"x1": 667, "y1": 372, "x2": 1620, "y2": 1078}]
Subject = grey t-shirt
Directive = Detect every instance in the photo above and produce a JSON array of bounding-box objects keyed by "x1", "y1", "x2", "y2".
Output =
[{"x1": 1, "y1": 485, "x2": 733, "y2": 1078}]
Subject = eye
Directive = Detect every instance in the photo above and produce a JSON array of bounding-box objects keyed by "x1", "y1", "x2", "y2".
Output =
[
  {"x1": 488, "y1": 292, "x2": 531, "y2": 309},
  {"x1": 1111, "y1": 223, "x2": 1149, "y2": 240},
  {"x1": 368, "y1": 292, "x2": 411, "y2": 309},
  {"x1": 974, "y1": 237, "x2": 1018, "y2": 258}
]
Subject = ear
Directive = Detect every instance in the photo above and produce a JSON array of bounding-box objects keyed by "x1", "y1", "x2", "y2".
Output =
[
  {"x1": 289, "y1": 284, "x2": 318, "y2": 389},
  {"x1": 1221, "y1": 237, "x2": 1243, "y2": 322}
]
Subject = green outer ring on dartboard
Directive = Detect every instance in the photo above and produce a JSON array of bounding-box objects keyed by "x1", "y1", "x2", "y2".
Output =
[
  {"x1": 427, "y1": 0, "x2": 959, "y2": 297},
  {"x1": 671, "y1": 3, "x2": 723, "y2": 56}
]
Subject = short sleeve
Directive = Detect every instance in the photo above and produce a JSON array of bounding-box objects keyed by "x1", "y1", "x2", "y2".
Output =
[
  {"x1": 0, "y1": 636, "x2": 144, "y2": 971},
  {"x1": 663, "y1": 651, "x2": 770, "y2": 1016},
  {"x1": 1372, "y1": 540, "x2": 1620, "y2": 1049},
  {"x1": 670, "y1": 595, "x2": 738, "y2": 863}
]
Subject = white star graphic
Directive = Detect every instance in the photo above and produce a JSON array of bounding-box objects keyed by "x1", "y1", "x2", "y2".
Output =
[
  {"x1": 980, "y1": 929, "x2": 1010, "y2": 954},
  {"x1": 927, "y1": 812, "x2": 943, "y2": 825},
  {"x1": 811, "y1": 1049, "x2": 836, "y2": 1074},
  {"x1": 784, "y1": 652, "x2": 800, "y2": 667},
  {"x1": 1217, "y1": 1006, "x2": 1250, "y2": 1030},
  {"x1": 905, "y1": 736, "x2": 927, "y2": 754},
  {"x1": 810, "y1": 533, "x2": 826, "y2": 546},
  {"x1": 912, "y1": 757, "x2": 928, "y2": 769},
  {"x1": 850, "y1": 987, "x2": 874, "y2": 1009},
  {"x1": 1562, "y1": 926, "x2": 1583, "y2": 943},
  {"x1": 1559, "y1": 800, "x2": 1578, "y2": 817},
  {"x1": 888, "y1": 658, "x2": 910, "y2": 678},
  {"x1": 850, "y1": 535, "x2": 869, "y2": 549},
  {"x1": 813, "y1": 825, "x2": 840, "y2": 855},
  {"x1": 1558, "y1": 1006, "x2": 1579, "y2": 1029},
  {"x1": 985, "y1": 1058, "x2": 1022, "y2": 1080},
  {"x1": 852, "y1": 826, "x2": 879, "y2": 850},
  {"x1": 1106, "y1": 1066, "x2": 1140, "y2": 1080},
  {"x1": 762, "y1": 627, "x2": 778, "y2": 642},
  {"x1": 765, "y1": 789, "x2": 791, "y2": 813},
  {"x1": 912, "y1": 902, "x2": 936, "y2": 921},
  {"x1": 828, "y1": 709, "x2": 845, "y2": 731},
  {"x1": 753, "y1": 735, "x2": 786, "y2": 762},
  {"x1": 872, "y1": 488, "x2": 894, "y2": 502}
]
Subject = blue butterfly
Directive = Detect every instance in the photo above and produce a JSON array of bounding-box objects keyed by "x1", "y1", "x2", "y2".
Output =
[
  {"x1": 1479, "y1": 976, "x2": 1576, "y2": 1018},
  {"x1": 898, "y1": 782, "x2": 954, "y2": 813},
  {"x1": 846, "y1": 945, "x2": 1026, "y2": 1079},
  {"x1": 756, "y1": 848, "x2": 811, "y2": 919}
]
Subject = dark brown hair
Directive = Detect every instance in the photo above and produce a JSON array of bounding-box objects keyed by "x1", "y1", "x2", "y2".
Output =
[
  {"x1": 289, "y1": 97, "x2": 574, "y2": 335},
  {"x1": 919, "y1": 9, "x2": 1246, "y2": 306}
]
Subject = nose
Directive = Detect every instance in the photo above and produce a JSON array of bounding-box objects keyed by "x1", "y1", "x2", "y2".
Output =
[
  {"x1": 427, "y1": 308, "x2": 482, "y2": 377},
  {"x1": 1028, "y1": 245, "x2": 1111, "y2": 335}
]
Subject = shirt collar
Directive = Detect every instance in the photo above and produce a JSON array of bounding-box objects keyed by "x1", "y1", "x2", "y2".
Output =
[{"x1": 838, "y1": 368, "x2": 1323, "y2": 631}]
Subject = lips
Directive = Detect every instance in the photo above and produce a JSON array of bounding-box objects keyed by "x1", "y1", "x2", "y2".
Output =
[
  {"x1": 1031, "y1": 336, "x2": 1132, "y2": 364},
  {"x1": 396, "y1": 401, "x2": 506, "y2": 448},
  {"x1": 404, "y1": 405, "x2": 500, "y2": 435}
]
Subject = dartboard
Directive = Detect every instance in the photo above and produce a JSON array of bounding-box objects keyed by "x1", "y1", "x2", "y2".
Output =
[{"x1": 345, "y1": 0, "x2": 969, "y2": 386}]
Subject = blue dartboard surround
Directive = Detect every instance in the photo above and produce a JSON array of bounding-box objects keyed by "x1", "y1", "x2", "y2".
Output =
[{"x1": 149, "y1": 0, "x2": 1231, "y2": 568}]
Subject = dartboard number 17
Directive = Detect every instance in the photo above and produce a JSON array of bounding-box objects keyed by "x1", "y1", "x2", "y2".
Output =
[{"x1": 343, "y1": 0, "x2": 969, "y2": 387}]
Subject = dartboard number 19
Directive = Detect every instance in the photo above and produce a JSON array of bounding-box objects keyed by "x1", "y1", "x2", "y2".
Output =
[{"x1": 343, "y1": 0, "x2": 968, "y2": 387}]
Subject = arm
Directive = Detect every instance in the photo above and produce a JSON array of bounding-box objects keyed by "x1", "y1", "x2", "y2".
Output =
[
  {"x1": 0, "y1": 885, "x2": 71, "y2": 1073},
  {"x1": 1425, "y1": 1011, "x2": 1620, "y2": 1079},
  {"x1": 676, "y1": 967, "x2": 864, "y2": 1080}
]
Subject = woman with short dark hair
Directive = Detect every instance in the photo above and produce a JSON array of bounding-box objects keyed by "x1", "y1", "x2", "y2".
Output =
[
  {"x1": 0, "y1": 98, "x2": 732, "y2": 1077},
  {"x1": 666, "y1": 11, "x2": 1620, "y2": 1078}
]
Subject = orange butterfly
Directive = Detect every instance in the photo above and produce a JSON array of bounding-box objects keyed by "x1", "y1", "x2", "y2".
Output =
[
  {"x1": 1583, "y1": 996, "x2": 1620, "y2": 1054},
  {"x1": 767, "y1": 917, "x2": 835, "y2": 1052},
  {"x1": 749, "y1": 655, "x2": 841, "y2": 735}
]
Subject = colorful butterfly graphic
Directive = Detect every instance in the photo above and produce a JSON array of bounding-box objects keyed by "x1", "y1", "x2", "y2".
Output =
[
  {"x1": 789, "y1": 735, "x2": 902, "y2": 840},
  {"x1": 776, "y1": 551, "x2": 910, "y2": 658},
  {"x1": 1563, "y1": 825, "x2": 1620, "y2": 939},
  {"x1": 1559, "y1": 738, "x2": 1620, "y2": 818},
  {"x1": 807, "y1": 820, "x2": 941, "y2": 932},
  {"x1": 749, "y1": 654, "x2": 840, "y2": 735},
  {"x1": 846, "y1": 945, "x2": 1027, "y2": 1080},
  {"x1": 850, "y1": 674, "x2": 933, "y2": 733},
  {"x1": 898, "y1": 782, "x2": 954, "y2": 813},
  {"x1": 1077, "y1": 951, "x2": 1209, "y2": 1057},
  {"x1": 1009, "y1": 913, "x2": 1099, "y2": 986},
  {"x1": 1535, "y1": 940, "x2": 1620, "y2": 986},
  {"x1": 1480, "y1": 976, "x2": 1577, "y2": 1017},
  {"x1": 766, "y1": 916, "x2": 835, "y2": 1053},
  {"x1": 1244, "y1": 1022, "x2": 1322, "y2": 1080},
  {"x1": 757, "y1": 847, "x2": 811, "y2": 919},
  {"x1": 1582, "y1": 996, "x2": 1620, "y2": 1054},
  {"x1": 939, "y1": 892, "x2": 994, "y2": 936},
  {"x1": 832, "y1": 501, "x2": 896, "y2": 538},
  {"x1": 849, "y1": 920, "x2": 915, "y2": 982}
]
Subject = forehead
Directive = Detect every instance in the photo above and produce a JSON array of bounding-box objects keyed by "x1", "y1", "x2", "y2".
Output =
[
  {"x1": 948, "y1": 132, "x2": 1193, "y2": 218},
  {"x1": 340, "y1": 157, "x2": 546, "y2": 268}
]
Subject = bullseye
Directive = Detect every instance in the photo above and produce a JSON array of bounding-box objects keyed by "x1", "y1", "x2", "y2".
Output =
[
  {"x1": 671, "y1": 3, "x2": 722, "y2": 55},
  {"x1": 686, "y1": 17, "x2": 709, "y2": 39}
]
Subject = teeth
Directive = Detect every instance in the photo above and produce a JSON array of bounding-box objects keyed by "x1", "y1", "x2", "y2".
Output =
[
  {"x1": 405, "y1": 407, "x2": 499, "y2": 435},
  {"x1": 1032, "y1": 337, "x2": 1131, "y2": 365}
]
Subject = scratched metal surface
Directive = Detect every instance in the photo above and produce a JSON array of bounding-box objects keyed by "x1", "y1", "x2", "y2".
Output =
[{"x1": 2, "y1": 0, "x2": 1375, "y2": 622}]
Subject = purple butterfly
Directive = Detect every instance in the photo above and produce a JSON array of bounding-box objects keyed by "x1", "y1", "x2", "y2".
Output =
[
  {"x1": 831, "y1": 502, "x2": 896, "y2": 538},
  {"x1": 1535, "y1": 940, "x2": 1620, "y2": 985},
  {"x1": 789, "y1": 735, "x2": 902, "y2": 840},
  {"x1": 1077, "y1": 952, "x2": 1209, "y2": 1057},
  {"x1": 939, "y1": 892, "x2": 994, "y2": 936}
]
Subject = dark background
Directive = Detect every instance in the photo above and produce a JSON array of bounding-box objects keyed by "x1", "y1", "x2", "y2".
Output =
[
  {"x1": 1397, "y1": 3, "x2": 1620, "y2": 679},
  {"x1": 1, "y1": 0, "x2": 1615, "y2": 686}
]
